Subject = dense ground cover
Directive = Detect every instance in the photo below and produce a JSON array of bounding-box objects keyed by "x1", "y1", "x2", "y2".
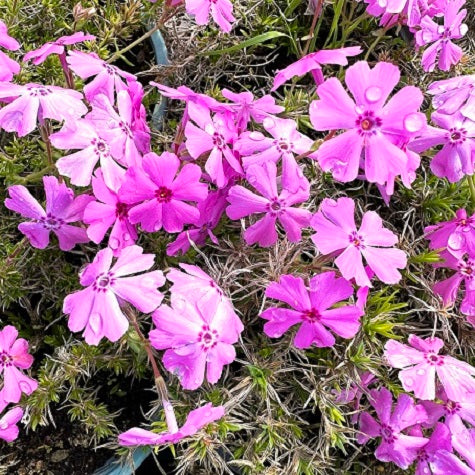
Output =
[{"x1": 0, "y1": 0, "x2": 474, "y2": 473}]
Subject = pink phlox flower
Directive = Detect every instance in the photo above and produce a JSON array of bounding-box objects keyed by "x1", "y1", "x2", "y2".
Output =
[
  {"x1": 409, "y1": 112, "x2": 475, "y2": 183},
  {"x1": 415, "y1": 0, "x2": 468, "y2": 72},
  {"x1": 432, "y1": 450, "x2": 475, "y2": 475},
  {"x1": 185, "y1": 102, "x2": 242, "y2": 188},
  {"x1": 0, "y1": 51, "x2": 20, "y2": 82},
  {"x1": 127, "y1": 80, "x2": 151, "y2": 154},
  {"x1": 166, "y1": 189, "x2": 227, "y2": 256},
  {"x1": 0, "y1": 407, "x2": 24, "y2": 443},
  {"x1": 0, "y1": 82, "x2": 87, "y2": 137},
  {"x1": 149, "y1": 291, "x2": 242, "y2": 390},
  {"x1": 23, "y1": 32, "x2": 95, "y2": 65},
  {"x1": 384, "y1": 334, "x2": 475, "y2": 402},
  {"x1": 185, "y1": 0, "x2": 235, "y2": 32},
  {"x1": 260, "y1": 272, "x2": 363, "y2": 348},
  {"x1": 446, "y1": 415, "x2": 475, "y2": 471},
  {"x1": 333, "y1": 371, "x2": 376, "y2": 405},
  {"x1": 357, "y1": 387, "x2": 428, "y2": 469},
  {"x1": 221, "y1": 88, "x2": 284, "y2": 131},
  {"x1": 310, "y1": 197, "x2": 407, "y2": 287},
  {"x1": 271, "y1": 46, "x2": 362, "y2": 91},
  {"x1": 427, "y1": 75, "x2": 475, "y2": 120},
  {"x1": 408, "y1": 422, "x2": 453, "y2": 475},
  {"x1": 424, "y1": 209, "x2": 475, "y2": 259},
  {"x1": 226, "y1": 161, "x2": 312, "y2": 247},
  {"x1": 309, "y1": 61, "x2": 426, "y2": 197},
  {"x1": 0, "y1": 20, "x2": 20, "y2": 51},
  {"x1": 83, "y1": 167, "x2": 137, "y2": 256},
  {"x1": 166, "y1": 263, "x2": 243, "y2": 336},
  {"x1": 0, "y1": 325, "x2": 37, "y2": 404},
  {"x1": 422, "y1": 387, "x2": 475, "y2": 428},
  {"x1": 431, "y1": 251, "x2": 475, "y2": 310},
  {"x1": 50, "y1": 118, "x2": 125, "y2": 187},
  {"x1": 63, "y1": 245, "x2": 165, "y2": 345},
  {"x1": 119, "y1": 403, "x2": 225, "y2": 446},
  {"x1": 119, "y1": 151, "x2": 208, "y2": 233},
  {"x1": 66, "y1": 50, "x2": 136, "y2": 102},
  {"x1": 86, "y1": 92, "x2": 142, "y2": 167},
  {"x1": 235, "y1": 117, "x2": 314, "y2": 192},
  {"x1": 5, "y1": 175, "x2": 92, "y2": 251}
]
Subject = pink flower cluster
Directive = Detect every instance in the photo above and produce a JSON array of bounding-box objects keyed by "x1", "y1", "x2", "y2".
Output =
[{"x1": 0, "y1": 325, "x2": 38, "y2": 442}]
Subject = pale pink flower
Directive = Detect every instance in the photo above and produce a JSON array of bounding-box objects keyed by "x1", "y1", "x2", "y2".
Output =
[
  {"x1": 384, "y1": 334, "x2": 475, "y2": 402},
  {"x1": 272, "y1": 46, "x2": 362, "y2": 90},
  {"x1": 119, "y1": 151, "x2": 208, "y2": 233},
  {"x1": 0, "y1": 83, "x2": 87, "y2": 137},
  {"x1": 119, "y1": 403, "x2": 225, "y2": 446},
  {"x1": 185, "y1": 0, "x2": 235, "y2": 32},
  {"x1": 63, "y1": 245, "x2": 165, "y2": 345},
  {"x1": 66, "y1": 50, "x2": 136, "y2": 102},
  {"x1": 358, "y1": 387, "x2": 428, "y2": 469},
  {"x1": 261, "y1": 272, "x2": 363, "y2": 348},
  {"x1": 0, "y1": 20, "x2": 20, "y2": 51},
  {"x1": 0, "y1": 52, "x2": 20, "y2": 82},
  {"x1": 226, "y1": 161, "x2": 311, "y2": 247},
  {"x1": 83, "y1": 167, "x2": 137, "y2": 255},
  {"x1": 432, "y1": 450, "x2": 475, "y2": 475},
  {"x1": 23, "y1": 32, "x2": 95, "y2": 65},
  {"x1": 0, "y1": 407, "x2": 24, "y2": 442},
  {"x1": 0, "y1": 326, "x2": 37, "y2": 404},
  {"x1": 5, "y1": 176, "x2": 92, "y2": 251},
  {"x1": 311, "y1": 197, "x2": 407, "y2": 287}
]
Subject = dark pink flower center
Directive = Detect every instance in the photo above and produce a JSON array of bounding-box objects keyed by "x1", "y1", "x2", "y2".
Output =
[
  {"x1": 444, "y1": 400, "x2": 461, "y2": 414},
  {"x1": 349, "y1": 231, "x2": 365, "y2": 249},
  {"x1": 104, "y1": 64, "x2": 117, "y2": 76},
  {"x1": 356, "y1": 111, "x2": 382, "y2": 136},
  {"x1": 274, "y1": 139, "x2": 293, "y2": 153},
  {"x1": 118, "y1": 121, "x2": 133, "y2": 138},
  {"x1": 302, "y1": 309, "x2": 320, "y2": 322},
  {"x1": 28, "y1": 86, "x2": 52, "y2": 96},
  {"x1": 155, "y1": 186, "x2": 173, "y2": 203},
  {"x1": 116, "y1": 202, "x2": 129, "y2": 219},
  {"x1": 93, "y1": 272, "x2": 116, "y2": 292},
  {"x1": 40, "y1": 213, "x2": 64, "y2": 230},
  {"x1": 212, "y1": 132, "x2": 226, "y2": 150},
  {"x1": 380, "y1": 424, "x2": 396, "y2": 443},
  {"x1": 448, "y1": 127, "x2": 467, "y2": 144},
  {"x1": 416, "y1": 448, "x2": 429, "y2": 462},
  {"x1": 92, "y1": 138, "x2": 110, "y2": 157},
  {"x1": 0, "y1": 351, "x2": 12, "y2": 368},
  {"x1": 424, "y1": 352, "x2": 444, "y2": 366},
  {"x1": 458, "y1": 259, "x2": 475, "y2": 279},
  {"x1": 198, "y1": 325, "x2": 218, "y2": 350}
]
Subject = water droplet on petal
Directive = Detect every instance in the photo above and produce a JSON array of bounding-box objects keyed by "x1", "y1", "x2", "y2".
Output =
[
  {"x1": 378, "y1": 0, "x2": 387, "y2": 6},
  {"x1": 417, "y1": 368, "x2": 425, "y2": 375},
  {"x1": 460, "y1": 24, "x2": 468, "y2": 36},
  {"x1": 154, "y1": 222, "x2": 162, "y2": 232},
  {"x1": 107, "y1": 119, "x2": 116, "y2": 129},
  {"x1": 405, "y1": 377, "x2": 414, "y2": 386},
  {"x1": 249, "y1": 131, "x2": 263, "y2": 141},
  {"x1": 365, "y1": 86, "x2": 382, "y2": 103},
  {"x1": 0, "y1": 421, "x2": 7, "y2": 430},
  {"x1": 423, "y1": 467, "x2": 429, "y2": 474},
  {"x1": 123, "y1": 233, "x2": 130, "y2": 241},
  {"x1": 248, "y1": 175, "x2": 258, "y2": 184},
  {"x1": 263, "y1": 117, "x2": 276, "y2": 129},
  {"x1": 355, "y1": 105, "x2": 365, "y2": 115},
  {"x1": 403, "y1": 113, "x2": 425, "y2": 133},
  {"x1": 89, "y1": 313, "x2": 102, "y2": 335},
  {"x1": 437, "y1": 25, "x2": 445, "y2": 35},
  {"x1": 109, "y1": 237, "x2": 120, "y2": 250}
]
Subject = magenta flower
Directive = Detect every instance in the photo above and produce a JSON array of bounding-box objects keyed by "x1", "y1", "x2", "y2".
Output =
[
  {"x1": 84, "y1": 167, "x2": 137, "y2": 255},
  {"x1": 311, "y1": 197, "x2": 407, "y2": 287},
  {"x1": 66, "y1": 50, "x2": 136, "y2": 102},
  {"x1": 415, "y1": 0, "x2": 468, "y2": 72},
  {"x1": 221, "y1": 89, "x2": 283, "y2": 131},
  {"x1": 5, "y1": 176, "x2": 92, "y2": 251},
  {"x1": 185, "y1": 102, "x2": 242, "y2": 188},
  {"x1": 432, "y1": 450, "x2": 475, "y2": 475},
  {"x1": 86, "y1": 92, "x2": 142, "y2": 167},
  {"x1": 50, "y1": 119, "x2": 124, "y2": 186},
  {"x1": 424, "y1": 209, "x2": 475, "y2": 259},
  {"x1": 427, "y1": 75, "x2": 475, "y2": 120},
  {"x1": 409, "y1": 112, "x2": 475, "y2": 183},
  {"x1": 150, "y1": 289, "x2": 243, "y2": 390},
  {"x1": 119, "y1": 151, "x2": 208, "y2": 233},
  {"x1": 23, "y1": 32, "x2": 95, "y2": 65},
  {"x1": 0, "y1": 20, "x2": 20, "y2": 51},
  {"x1": 0, "y1": 325, "x2": 37, "y2": 404},
  {"x1": 260, "y1": 272, "x2": 363, "y2": 348},
  {"x1": 0, "y1": 83, "x2": 87, "y2": 137},
  {"x1": 127, "y1": 81, "x2": 151, "y2": 155},
  {"x1": 272, "y1": 46, "x2": 362, "y2": 91},
  {"x1": 167, "y1": 189, "x2": 227, "y2": 256},
  {"x1": 384, "y1": 334, "x2": 475, "y2": 401},
  {"x1": 446, "y1": 415, "x2": 475, "y2": 472},
  {"x1": 0, "y1": 407, "x2": 23, "y2": 443},
  {"x1": 226, "y1": 161, "x2": 311, "y2": 247},
  {"x1": 309, "y1": 61, "x2": 426, "y2": 196},
  {"x1": 119, "y1": 403, "x2": 225, "y2": 446},
  {"x1": 235, "y1": 117, "x2": 314, "y2": 191},
  {"x1": 358, "y1": 388, "x2": 428, "y2": 469},
  {"x1": 0, "y1": 51, "x2": 20, "y2": 81},
  {"x1": 63, "y1": 245, "x2": 165, "y2": 345},
  {"x1": 185, "y1": 0, "x2": 235, "y2": 32}
]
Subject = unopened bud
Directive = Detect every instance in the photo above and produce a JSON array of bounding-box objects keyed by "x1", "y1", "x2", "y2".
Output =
[{"x1": 73, "y1": 3, "x2": 96, "y2": 22}]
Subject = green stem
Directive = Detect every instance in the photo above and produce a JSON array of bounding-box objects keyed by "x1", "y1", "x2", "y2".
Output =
[
  {"x1": 14, "y1": 164, "x2": 56, "y2": 184},
  {"x1": 364, "y1": 29, "x2": 388, "y2": 61},
  {"x1": 468, "y1": 175, "x2": 475, "y2": 210}
]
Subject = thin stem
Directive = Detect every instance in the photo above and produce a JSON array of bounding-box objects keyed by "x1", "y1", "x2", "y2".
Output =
[
  {"x1": 364, "y1": 28, "x2": 388, "y2": 61},
  {"x1": 14, "y1": 164, "x2": 56, "y2": 184},
  {"x1": 301, "y1": 0, "x2": 323, "y2": 57},
  {"x1": 468, "y1": 175, "x2": 475, "y2": 210},
  {"x1": 39, "y1": 121, "x2": 53, "y2": 168},
  {"x1": 59, "y1": 52, "x2": 75, "y2": 90},
  {"x1": 124, "y1": 307, "x2": 179, "y2": 434}
]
